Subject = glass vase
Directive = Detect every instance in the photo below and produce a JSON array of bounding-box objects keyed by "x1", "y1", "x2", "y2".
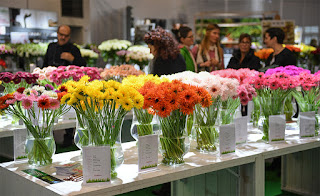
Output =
[
  {"x1": 85, "y1": 117, "x2": 124, "y2": 179},
  {"x1": 251, "y1": 97, "x2": 261, "y2": 128},
  {"x1": 25, "y1": 125, "x2": 56, "y2": 166},
  {"x1": 193, "y1": 101, "x2": 220, "y2": 152},
  {"x1": 259, "y1": 97, "x2": 284, "y2": 141},
  {"x1": 130, "y1": 108, "x2": 159, "y2": 141},
  {"x1": 74, "y1": 117, "x2": 89, "y2": 150},
  {"x1": 158, "y1": 110, "x2": 190, "y2": 166}
]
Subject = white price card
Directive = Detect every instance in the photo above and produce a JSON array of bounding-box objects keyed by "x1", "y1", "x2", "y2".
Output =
[
  {"x1": 13, "y1": 129, "x2": 27, "y2": 161},
  {"x1": 299, "y1": 111, "x2": 316, "y2": 138},
  {"x1": 269, "y1": 115, "x2": 286, "y2": 142},
  {"x1": 82, "y1": 146, "x2": 111, "y2": 184},
  {"x1": 138, "y1": 134, "x2": 158, "y2": 172},
  {"x1": 219, "y1": 124, "x2": 236, "y2": 155},
  {"x1": 235, "y1": 116, "x2": 248, "y2": 144}
]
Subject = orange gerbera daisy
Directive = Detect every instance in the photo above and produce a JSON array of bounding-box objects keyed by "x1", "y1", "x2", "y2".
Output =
[
  {"x1": 180, "y1": 102, "x2": 194, "y2": 115},
  {"x1": 38, "y1": 97, "x2": 51, "y2": 110},
  {"x1": 155, "y1": 100, "x2": 172, "y2": 118}
]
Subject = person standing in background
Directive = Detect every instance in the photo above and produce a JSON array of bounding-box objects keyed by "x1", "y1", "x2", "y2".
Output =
[
  {"x1": 192, "y1": 24, "x2": 224, "y2": 72},
  {"x1": 227, "y1": 33, "x2": 261, "y2": 71},
  {"x1": 264, "y1": 27, "x2": 296, "y2": 68},
  {"x1": 43, "y1": 25, "x2": 86, "y2": 67},
  {"x1": 144, "y1": 27, "x2": 186, "y2": 76},
  {"x1": 173, "y1": 26, "x2": 197, "y2": 72}
]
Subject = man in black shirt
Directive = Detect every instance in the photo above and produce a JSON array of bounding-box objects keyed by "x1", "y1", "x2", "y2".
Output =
[
  {"x1": 43, "y1": 25, "x2": 86, "y2": 67},
  {"x1": 264, "y1": 28, "x2": 297, "y2": 68}
]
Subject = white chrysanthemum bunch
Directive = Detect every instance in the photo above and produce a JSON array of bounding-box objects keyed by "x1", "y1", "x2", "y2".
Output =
[
  {"x1": 125, "y1": 45, "x2": 153, "y2": 62},
  {"x1": 98, "y1": 39, "x2": 132, "y2": 52},
  {"x1": 80, "y1": 48, "x2": 99, "y2": 59}
]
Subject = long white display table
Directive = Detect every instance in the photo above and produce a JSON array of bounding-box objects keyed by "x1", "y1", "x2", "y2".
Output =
[{"x1": 1, "y1": 127, "x2": 319, "y2": 196}]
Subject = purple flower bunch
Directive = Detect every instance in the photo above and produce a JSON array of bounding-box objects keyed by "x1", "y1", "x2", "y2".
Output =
[
  {"x1": 48, "y1": 65, "x2": 101, "y2": 85},
  {"x1": 265, "y1": 65, "x2": 310, "y2": 76},
  {"x1": 0, "y1": 72, "x2": 39, "y2": 84}
]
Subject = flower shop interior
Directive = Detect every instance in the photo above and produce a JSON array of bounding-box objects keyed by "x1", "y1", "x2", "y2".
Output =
[{"x1": 1, "y1": 0, "x2": 320, "y2": 196}]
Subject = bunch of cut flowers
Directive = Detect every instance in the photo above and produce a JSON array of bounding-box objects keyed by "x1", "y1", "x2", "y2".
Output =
[
  {"x1": 60, "y1": 75, "x2": 144, "y2": 178},
  {"x1": 125, "y1": 45, "x2": 154, "y2": 70},
  {"x1": 292, "y1": 72, "x2": 320, "y2": 136},
  {"x1": 100, "y1": 64, "x2": 145, "y2": 82},
  {"x1": 246, "y1": 72, "x2": 297, "y2": 140},
  {"x1": 98, "y1": 39, "x2": 132, "y2": 65},
  {"x1": 0, "y1": 84, "x2": 69, "y2": 166},
  {"x1": 0, "y1": 72, "x2": 39, "y2": 94}
]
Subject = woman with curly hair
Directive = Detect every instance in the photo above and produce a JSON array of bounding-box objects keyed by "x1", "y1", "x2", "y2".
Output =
[
  {"x1": 192, "y1": 23, "x2": 224, "y2": 72},
  {"x1": 144, "y1": 27, "x2": 186, "y2": 76}
]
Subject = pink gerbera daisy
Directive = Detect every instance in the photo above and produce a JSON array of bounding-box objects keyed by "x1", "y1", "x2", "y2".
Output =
[{"x1": 22, "y1": 98, "x2": 33, "y2": 109}]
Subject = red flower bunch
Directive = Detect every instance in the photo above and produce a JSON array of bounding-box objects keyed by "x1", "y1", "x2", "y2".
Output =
[
  {"x1": 285, "y1": 45, "x2": 301, "y2": 53},
  {"x1": 0, "y1": 59, "x2": 6, "y2": 69},
  {"x1": 139, "y1": 80, "x2": 212, "y2": 118},
  {"x1": 294, "y1": 72, "x2": 320, "y2": 91},
  {"x1": 211, "y1": 68, "x2": 259, "y2": 85}
]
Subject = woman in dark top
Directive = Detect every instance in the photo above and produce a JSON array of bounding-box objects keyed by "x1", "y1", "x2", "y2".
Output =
[
  {"x1": 264, "y1": 28, "x2": 297, "y2": 68},
  {"x1": 144, "y1": 27, "x2": 186, "y2": 76},
  {"x1": 227, "y1": 33, "x2": 261, "y2": 71}
]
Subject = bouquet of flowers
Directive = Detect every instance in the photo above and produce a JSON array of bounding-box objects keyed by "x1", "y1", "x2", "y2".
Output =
[
  {"x1": 0, "y1": 72, "x2": 39, "y2": 94},
  {"x1": 265, "y1": 65, "x2": 310, "y2": 121},
  {"x1": 125, "y1": 45, "x2": 154, "y2": 70},
  {"x1": 116, "y1": 50, "x2": 130, "y2": 65},
  {"x1": 254, "y1": 48, "x2": 274, "y2": 64},
  {"x1": 46, "y1": 65, "x2": 101, "y2": 86},
  {"x1": 122, "y1": 74, "x2": 169, "y2": 140},
  {"x1": 15, "y1": 43, "x2": 48, "y2": 71},
  {"x1": 139, "y1": 78, "x2": 211, "y2": 164},
  {"x1": 61, "y1": 76, "x2": 143, "y2": 178},
  {"x1": 292, "y1": 72, "x2": 320, "y2": 135},
  {"x1": 0, "y1": 44, "x2": 14, "y2": 69},
  {"x1": 0, "y1": 85, "x2": 69, "y2": 166},
  {"x1": 247, "y1": 72, "x2": 297, "y2": 140},
  {"x1": 32, "y1": 66, "x2": 57, "y2": 81},
  {"x1": 98, "y1": 39, "x2": 132, "y2": 65},
  {"x1": 100, "y1": 64, "x2": 145, "y2": 82},
  {"x1": 80, "y1": 48, "x2": 99, "y2": 67}
]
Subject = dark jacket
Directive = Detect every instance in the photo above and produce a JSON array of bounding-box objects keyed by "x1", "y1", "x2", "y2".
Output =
[
  {"x1": 43, "y1": 42, "x2": 86, "y2": 67},
  {"x1": 151, "y1": 54, "x2": 186, "y2": 76},
  {"x1": 265, "y1": 48, "x2": 297, "y2": 68},
  {"x1": 227, "y1": 49, "x2": 261, "y2": 71}
]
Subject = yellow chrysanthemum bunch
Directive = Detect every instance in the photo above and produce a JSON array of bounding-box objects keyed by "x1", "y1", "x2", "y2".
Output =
[{"x1": 121, "y1": 74, "x2": 170, "y2": 90}]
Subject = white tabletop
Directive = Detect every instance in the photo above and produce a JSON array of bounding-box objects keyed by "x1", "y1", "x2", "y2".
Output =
[{"x1": 1, "y1": 125, "x2": 320, "y2": 196}]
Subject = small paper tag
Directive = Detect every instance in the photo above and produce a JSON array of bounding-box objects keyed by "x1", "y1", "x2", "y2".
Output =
[
  {"x1": 269, "y1": 115, "x2": 286, "y2": 142},
  {"x1": 82, "y1": 146, "x2": 111, "y2": 184},
  {"x1": 219, "y1": 124, "x2": 236, "y2": 155},
  {"x1": 299, "y1": 111, "x2": 316, "y2": 138},
  {"x1": 13, "y1": 129, "x2": 27, "y2": 161},
  {"x1": 138, "y1": 134, "x2": 158, "y2": 172},
  {"x1": 234, "y1": 116, "x2": 248, "y2": 144}
]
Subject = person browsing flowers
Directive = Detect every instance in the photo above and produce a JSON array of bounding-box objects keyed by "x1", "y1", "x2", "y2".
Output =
[
  {"x1": 144, "y1": 27, "x2": 186, "y2": 76},
  {"x1": 173, "y1": 26, "x2": 197, "y2": 72},
  {"x1": 227, "y1": 33, "x2": 261, "y2": 71},
  {"x1": 192, "y1": 24, "x2": 224, "y2": 72},
  {"x1": 43, "y1": 25, "x2": 86, "y2": 67}
]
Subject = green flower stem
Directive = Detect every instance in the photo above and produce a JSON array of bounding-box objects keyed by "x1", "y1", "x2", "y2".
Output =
[
  {"x1": 193, "y1": 99, "x2": 220, "y2": 151},
  {"x1": 221, "y1": 98, "x2": 240, "y2": 125},
  {"x1": 251, "y1": 97, "x2": 260, "y2": 127},
  {"x1": 159, "y1": 110, "x2": 187, "y2": 165},
  {"x1": 134, "y1": 108, "x2": 154, "y2": 136},
  {"x1": 284, "y1": 94, "x2": 294, "y2": 122}
]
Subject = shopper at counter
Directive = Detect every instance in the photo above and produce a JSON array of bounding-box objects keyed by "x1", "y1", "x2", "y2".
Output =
[
  {"x1": 227, "y1": 33, "x2": 261, "y2": 71},
  {"x1": 264, "y1": 28, "x2": 296, "y2": 68},
  {"x1": 173, "y1": 26, "x2": 197, "y2": 72},
  {"x1": 43, "y1": 25, "x2": 86, "y2": 67},
  {"x1": 144, "y1": 27, "x2": 186, "y2": 76},
  {"x1": 192, "y1": 23, "x2": 224, "y2": 72}
]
